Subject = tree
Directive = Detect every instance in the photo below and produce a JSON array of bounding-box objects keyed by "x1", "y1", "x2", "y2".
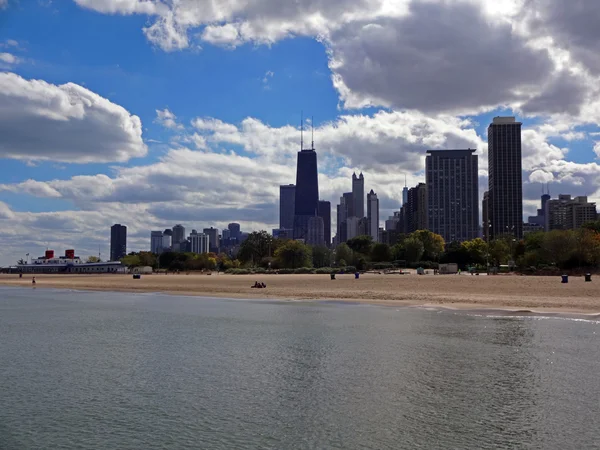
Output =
[
  {"x1": 238, "y1": 231, "x2": 276, "y2": 265},
  {"x1": 390, "y1": 243, "x2": 406, "y2": 262},
  {"x1": 371, "y1": 243, "x2": 392, "y2": 262},
  {"x1": 411, "y1": 230, "x2": 445, "y2": 261},
  {"x1": 335, "y1": 243, "x2": 353, "y2": 266},
  {"x1": 461, "y1": 238, "x2": 488, "y2": 266},
  {"x1": 138, "y1": 252, "x2": 157, "y2": 268},
  {"x1": 488, "y1": 239, "x2": 510, "y2": 266},
  {"x1": 404, "y1": 237, "x2": 424, "y2": 264},
  {"x1": 274, "y1": 240, "x2": 312, "y2": 269},
  {"x1": 312, "y1": 246, "x2": 332, "y2": 268},
  {"x1": 582, "y1": 221, "x2": 600, "y2": 233},
  {"x1": 121, "y1": 254, "x2": 141, "y2": 267},
  {"x1": 541, "y1": 230, "x2": 575, "y2": 267},
  {"x1": 346, "y1": 235, "x2": 374, "y2": 256},
  {"x1": 440, "y1": 241, "x2": 470, "y2": 267},
  {"x1": 86, "y1": 256, "x2": 101, "y2": 263}
]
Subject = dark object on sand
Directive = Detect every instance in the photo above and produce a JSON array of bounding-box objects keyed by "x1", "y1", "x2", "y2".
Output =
[
  {"x1": 585, "y1": 273, "x2": 592, "y2": 282},
  {"x1": 133, "y1": 274, "x2": 141, "y2": 279},
  {"x1": 561, "y1": 274, "x2": 568, "y2": 284},
  {"x1": 330, "y1": 273, "x2": 336, "y2": 280}
]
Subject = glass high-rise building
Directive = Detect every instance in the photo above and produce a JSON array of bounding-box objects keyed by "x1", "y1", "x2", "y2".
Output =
[
  {"x1": 110, "y1": 224, "x2": 127, "y2": 261},
  {"x1": 279, "y1": 184, "x2": 296, "y2": 231},
  {"x1": 293, "y1": 149, "x2": 319, "y2": 240},
  {"x1": 367, "y1": 190, "x2": 379, "y2": 242},
  {"x1": 488, "y1": 117, "x2": 523, "y2": 239},
  {"x1": 426, "y1": 149, "x2": 479, "y2": 243}
]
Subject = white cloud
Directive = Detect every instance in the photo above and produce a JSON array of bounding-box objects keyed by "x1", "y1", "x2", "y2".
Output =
[
  {"x1": 155, "y1": 108, "x2": 184, "y2": 130},
  {"x1": 0, "y1": 201, "x2": 14, "y2": 219},
  {"x1": 0, "y1": 72, "x2": 147, "y2": 163},
  {"x1": 0, "y1": 53, "x2": 19, "y2": 64},
  {"x1": 594, "y1": 142, "x2": 600, "y2": 159}
]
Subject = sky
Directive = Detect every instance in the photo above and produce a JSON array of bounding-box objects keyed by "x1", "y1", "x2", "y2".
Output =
[{"x1": 1, "y1": 0, "x2": 600, "y2": 264}]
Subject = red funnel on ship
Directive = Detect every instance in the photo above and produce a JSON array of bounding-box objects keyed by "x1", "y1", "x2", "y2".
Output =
[
  {"x1": 45, "y1": 250, "x2": 54, "y2": 259},
  {"x1": 65, "y1": 249, "x2": 75, "y2": 259}
]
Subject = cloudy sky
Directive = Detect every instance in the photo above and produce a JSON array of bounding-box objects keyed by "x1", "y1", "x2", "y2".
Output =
[{"x1": 0, "y1": 0, "x2": 599, "y2": 264}]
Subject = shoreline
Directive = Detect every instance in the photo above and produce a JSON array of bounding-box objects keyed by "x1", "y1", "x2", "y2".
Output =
[{"x1": 2, "y1": 272, "x2": 600, "y2": 316}]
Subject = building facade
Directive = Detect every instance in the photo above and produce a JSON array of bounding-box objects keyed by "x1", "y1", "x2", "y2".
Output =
[
  {"x1": 488, "y1": 117, "x2": 523, "y2": 239},
  {"x1": 482, "y1": 191, "x2": 489, "y2": 241},
  {"x1": 110, "y1": 224, "x2": 127, "y2": 261},
  {"x1": 189, "y1": 232, "x2": 210, "y2": 254},
  {"x1": 346, "y1": 216, "x2": 360, "y2": 241},
  {"x1": 279, "y1": 184, "x2": 296, "y2": 231},
  {"x1": 545, "y1": 195, "x2": 597, "y2": 231},
  {"x1": 352, "y1": 172, "x2": 365, "y2": 219},
  {"x1": 228, "y1": 223, "x2": 241, "y2": 242},
  {"x1": 151, "y1": 231, "x2": 164, "y2": 254},
  {"x1": 306, "y1": 216, "x2": 325, "y2": 247},
  {"x1": 400, "y1": 183, "x2": 428, "y2": 234},
  {"x1": 426, "y1": 149, "x2": 479, "y2": 242},
  {"x1": 367, "y1": 189, "x2": 379, "y2": 242},
  {"x1": 293, "y1": 149, "x2": 319, "y2": 240},
  {"x1": 172, "y1": 224, "x2": 186, "y2": 247},
  {"x1": 317, "y1": 200, "x2": 331, "y2": 247},
  {"x1": 203, "y1": 227, "x2": 219, "y2": 253}
]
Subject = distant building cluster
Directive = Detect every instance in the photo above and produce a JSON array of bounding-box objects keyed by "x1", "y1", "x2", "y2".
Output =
[{"x1": 149, "y1": 223, "x2": 248, "y2": 256}]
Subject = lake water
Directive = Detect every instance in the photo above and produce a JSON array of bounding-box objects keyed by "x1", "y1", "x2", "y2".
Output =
[{"x1": 1, "y1": 287, "x2": 599, "y2": 449}]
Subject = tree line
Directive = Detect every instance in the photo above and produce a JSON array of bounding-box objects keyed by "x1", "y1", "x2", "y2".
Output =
[{"x1": 119, "y1": 221, "x2": 600, "y2": 273}]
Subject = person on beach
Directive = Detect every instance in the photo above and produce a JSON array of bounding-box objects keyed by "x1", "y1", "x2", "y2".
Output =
[{"x1": 32, "y1": 277, "x2": 36, "y2": 285}]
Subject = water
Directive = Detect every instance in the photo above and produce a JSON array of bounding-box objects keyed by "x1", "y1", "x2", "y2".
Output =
[{"x1": 1, "y1": 287, "x2": 599, "y2": 450}]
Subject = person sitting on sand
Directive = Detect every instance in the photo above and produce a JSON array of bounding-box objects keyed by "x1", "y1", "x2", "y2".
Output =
[
  {"x1": 252, "y1": 281, "x2": 260, "y2": 288},
  {"x1": 261, "y1": 282, "x2": 266, "y2": 288},
  {"x1": 32, "y1": 277, "x2": 36, "y2": 285}
]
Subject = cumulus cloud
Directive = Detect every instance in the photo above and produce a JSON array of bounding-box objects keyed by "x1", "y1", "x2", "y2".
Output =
[
  {"x1": 155, "y1": 108, "x2": 184, "y2": 129},
  {"x1": 0, "y1": 72, "x2": 147, "y2": 163}
]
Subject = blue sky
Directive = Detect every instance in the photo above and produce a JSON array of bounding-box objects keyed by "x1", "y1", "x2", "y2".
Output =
[{"x1": 0, "y1": 0, "x2": 599, "y2": 263}]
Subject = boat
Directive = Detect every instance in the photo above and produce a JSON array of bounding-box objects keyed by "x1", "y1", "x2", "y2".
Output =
[{"x1": 16, "y1": 249, "x2": 125, "y2": 274}]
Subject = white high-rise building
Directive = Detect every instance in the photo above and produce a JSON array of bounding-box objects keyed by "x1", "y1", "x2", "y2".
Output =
[
  {"x1": 367, "y1": 189, "x2": 379, "y2": 242},
  {"x1": 190, "y1": 232, "x2": 210, "y2": 254},
  {"x1": 151, "y1": 231, "x2": 164, "y2": 254}
]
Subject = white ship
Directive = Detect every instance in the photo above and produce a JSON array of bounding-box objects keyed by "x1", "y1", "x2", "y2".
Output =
[{"x1": 16, "y1": 249, "x2": 125, "y2": 274}]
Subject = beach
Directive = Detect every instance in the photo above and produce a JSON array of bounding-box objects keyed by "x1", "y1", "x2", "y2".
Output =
[{"x1": 1, "y1": 272, "x2": 599, "y2": 313}]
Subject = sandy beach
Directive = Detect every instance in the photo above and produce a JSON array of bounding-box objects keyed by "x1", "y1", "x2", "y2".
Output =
[{"x1": 1, "y1": 272, "x2": 600, "y2": 313}]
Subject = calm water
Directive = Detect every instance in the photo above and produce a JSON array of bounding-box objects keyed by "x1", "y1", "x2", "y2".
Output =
[{"x1": 1, "y1": 287, "x2": 599, "y2": 449}]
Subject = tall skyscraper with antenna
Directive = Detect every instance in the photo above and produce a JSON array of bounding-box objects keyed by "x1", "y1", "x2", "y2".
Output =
[
  {"x1": 402, "y1": 175, "x2": 409, "y2": 206},
  {"x1": 293, "y1": 115, "x2": 320, "y2": 240}
]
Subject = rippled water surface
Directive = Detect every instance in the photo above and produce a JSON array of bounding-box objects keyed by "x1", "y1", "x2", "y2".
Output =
[{"x1": 1, "y1": 287, "x2": 599, "y2": 449}]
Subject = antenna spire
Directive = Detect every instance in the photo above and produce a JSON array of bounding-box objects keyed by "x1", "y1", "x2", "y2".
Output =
[
  {"x1": 300, "y1": 111, "x2": 304, "y2": 151},
  {"x1": 404, "y1": 174, "x2": 407, "y2": 187},
  {"x1": 311, "y1": 115, "x2": 314, "y2": 150}
]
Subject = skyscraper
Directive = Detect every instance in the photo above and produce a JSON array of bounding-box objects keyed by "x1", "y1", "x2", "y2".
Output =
[
  {"x1": 306, "y1": 216, "x2": 325, "y2": 247},
  {"x1": 317, "y1": 200, "x2": 331, "y2": 247},
  {"x1": 151, "y1": 231, "x2": 163, "y2": 254},
  {"x1": 162, "y1": 229, "x2": 172, "y2": 251},
  {"x1": 482, "y1": 191, "x2": 490, "y2": 241},
  {"x1": 110, "y1": 224, "x2": 127, "y2": 261},
  {"x1": 402, "y1": 176, "x2": 408, "y2": 206},
  {"x1": 279, "y1": 184, "x2": 296, "y2": 231},
  {"x1": 228, "y1": 223, "x2": 241, "y2": 242},
  {"x1": 426, "y1": 149, "x2": 479, "y2": 242},
  {"x1": 488, "y1": 116, "x2": 523, "y2": 239},
  {"x1": 172, "y1": 224, "x2": 186, "y2": 246},
  {"x1": 367, "y1": 189, "x2": 379, "y2": 242},
  {"x1": 400, "y1": 183, "x2": 428, "y2": 234},
  {"x1": 352, "y1": 172, "x2": 365, "y2": 219},
  {"x1": 203, "y1": 227, "x2": 219, "y2": 253},
  {"x1": 293, "y1": 147, "x2": 319, "y2": 240},
  {"x1": 190, "y1": 232, "x2": 210, "y2": 254}
]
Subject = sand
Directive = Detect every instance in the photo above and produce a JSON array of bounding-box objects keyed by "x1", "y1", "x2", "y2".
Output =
[{"x1": 1, "y1": 272, "x2": 599, "y2": 313}]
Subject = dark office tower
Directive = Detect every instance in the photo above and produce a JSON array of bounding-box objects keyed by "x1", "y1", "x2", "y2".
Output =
[
  {"x1": 482, "y1": 191, "x2": 490, "y2": 241},
  {"x1": 279, "y1": 184, "x2": 296, "y2": 230},
  {"x1": 172, "y1": 224, "x2": 186, "y2": 245},
  {"x1": 352, "y1": 172, "x2": 365, "y2": 219},
  {"x1": 228, "y1": 223, "x2": 241, "y2": 241},
  {"x1": 110, "y1": 224, "x2": 127, "y2": 261},
  {"x1": 317, "y1": 200, "x2": 331, "y2": 247},
  {"x1": 488, "y1": 116, "x2": 523, "y2": 239},
  {"x1": 426, "y1": 149, "x2": 479, "y2": 242},
  {"x1": 293, "y1": 148, "x2": 319, "y2": 240}
]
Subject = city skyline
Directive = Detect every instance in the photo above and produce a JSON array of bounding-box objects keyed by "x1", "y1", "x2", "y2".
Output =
[{"x1": 2, "y1": 1, "x2": 600, "y2": 264}]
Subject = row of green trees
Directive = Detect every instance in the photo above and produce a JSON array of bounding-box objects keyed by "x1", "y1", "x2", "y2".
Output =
[{"x1": 119, "y1": 221, "x2": 600, "y2": 272}]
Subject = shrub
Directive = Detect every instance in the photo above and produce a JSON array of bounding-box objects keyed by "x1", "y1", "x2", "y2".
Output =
[
  {"x1": 226, "y1": 268, "x2": 251, "y2": 275},
  {"x1": 315, "y1": 267, "x2": 335, "y2": 274},
  {"x1": 276, "y1": 268, "x2": 295, "y2": 274},
  {"x1": 293, "y1": 267, "x2": 315, "y2": 274}
]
